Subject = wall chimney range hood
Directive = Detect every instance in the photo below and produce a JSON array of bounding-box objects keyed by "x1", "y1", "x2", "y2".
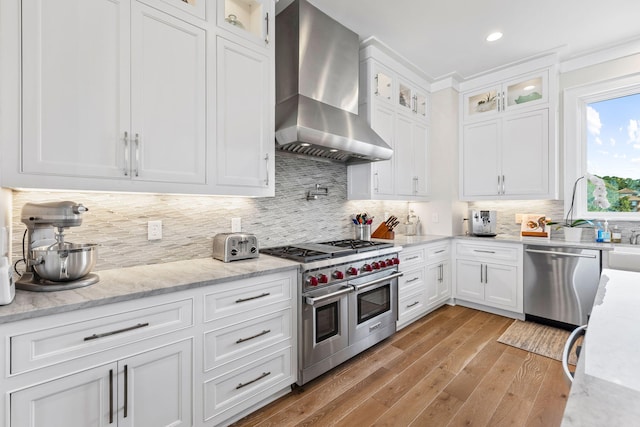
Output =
[{"x1": 275, "y1": 0, "x2": 392, "y2": 164}]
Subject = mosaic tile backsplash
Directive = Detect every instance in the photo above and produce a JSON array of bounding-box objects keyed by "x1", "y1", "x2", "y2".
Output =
[{"x1": 11, "y1": 153, "x2": 408, "y2": 271}]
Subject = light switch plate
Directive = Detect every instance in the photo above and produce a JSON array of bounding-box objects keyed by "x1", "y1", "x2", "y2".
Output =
[{"x1": 231, "y1": 217, "x2": 241, "y2": 232}]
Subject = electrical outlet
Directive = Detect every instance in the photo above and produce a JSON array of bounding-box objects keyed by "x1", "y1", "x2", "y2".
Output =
[
  {"x1": 515, "y1": 214, "x2": 523, "y2": 224},
  {"x1": 431, "y1": 213, "x2": 439, "y2": 223},
  {"x1": 231, "y1": 217, "x2": 241, "y2": 232},
  {"x1": 148, "y1": 220, "x2": 162, "y2": 240}
]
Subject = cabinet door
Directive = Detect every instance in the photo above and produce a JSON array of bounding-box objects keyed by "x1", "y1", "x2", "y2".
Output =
[
  {"x1": 484, "y1": 263, "x2": 519, "y2": 310},
  {"x1": 428, "y1": 260, "x2": 451, "y2": 305},
  {"x1": 217, "y1": 0, "x2": 272, "y2": 49},
  {"x1": 373, "y1": 69, "x2": 393, "y2": 103},
  {"x1": 216, "y1": 37, "x2": 273, "y2": 194},
  {"x1": 21, "y1": 0, "x2": 130, "y2": 178},
  {"x1": 461, "y1": 120, "x2": 501, "y2": 197},
  {"x1": 437, "y1": 260, "x2": 451, "y2": 301},
  {"x1": 501, "y1": 109, "x2": 549, "y2": 196},
  {"x1": 395, "y1": 114, "x2": 415, "y2": 196},
  {"x1": 455, "y1": 259, "x2": 484, "y2": 301},
  {"x1": 503, "y1": 72, "x2": 548, "y2": 112},
  {"x1": 413, "y1": 121, "x2": 429, "y2": 197},
  {"x1": 371, "y1": 103, "x2": 395, "y2": 196},
  {"x1": 463, "y1": 85, "x2": 500, "y2": 121},
  {"x1": 119, "y1": 339, "x2": 192, "y2": 427},
  {"x1": 131, "y1": 2, "x2": 206, "y2": 184},
  {"x1": 11, "y1": 362, "x2": 117, "y2": 427}
]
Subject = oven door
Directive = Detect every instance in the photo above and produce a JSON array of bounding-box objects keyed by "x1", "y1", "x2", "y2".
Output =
[
  {"x1": 349, "y1": 271, "x2": 401, "y2": 344},
  {"x1": 301, "y1": 285, "x2": 351, "y2": 369}
]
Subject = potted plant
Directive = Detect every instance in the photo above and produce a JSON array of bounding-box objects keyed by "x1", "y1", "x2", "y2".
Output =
[{"x1": 547, "y1": 219, "x2": 594, "y2": 242}]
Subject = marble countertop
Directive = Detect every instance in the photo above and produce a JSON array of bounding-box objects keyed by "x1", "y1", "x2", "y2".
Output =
[
  {"x1": 455, "y1": 234, "x2": 615, "y2": 251},
  {"x1": 0, "y1": 256, "x2": 300, "y2": 324},
  {"x1": 562, "y1": 268, "x2": 640, "y2": 426}
]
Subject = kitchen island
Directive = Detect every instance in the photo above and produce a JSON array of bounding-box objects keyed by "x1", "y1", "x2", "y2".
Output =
[{"x1": 562, "y1": 268, "x2": 640, "y2": 426}]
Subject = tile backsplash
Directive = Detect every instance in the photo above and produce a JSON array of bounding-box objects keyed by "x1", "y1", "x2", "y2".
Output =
[{"x1": 11, "y1": 153, "x2": 407, "y2": 271}]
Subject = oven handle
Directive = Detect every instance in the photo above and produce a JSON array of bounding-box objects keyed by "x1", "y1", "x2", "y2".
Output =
[
  {"x1": 305, "y1": 287, "x2": 353, "y2": 306},
  {"x1": 350, "y1": 272, "x2": 404, "y2": 292}
]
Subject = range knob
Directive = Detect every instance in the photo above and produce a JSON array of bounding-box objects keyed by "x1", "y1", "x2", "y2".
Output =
[
  {"x1": 392, "y1": 257, "x2": 400, "y2": 265},
  {"x1": 332, "y1": 270, "x2": 345, "y2": 280},
  {"x1": 230, "y1": 248, "x2": 238, "y2": 256},
  {"x1": 346, "y1": 267, "x2": 359, "y2": 276},
  {"x1": 306, "y1": 276, "x2": 319, "y2": 287},
  {"x1": 385, "y1": 259, "x2": 394, "y2": 267},
  {"x1": 318, "y1": 274, "x2": 329, "y2": 284},
  {"x1": 250, "y1": 246, "x2": 257, "y2": 253},
  {"x1": 362, "y1": 264, "x2": 373, "y2": 272},
  {"x1": 371, "y1": 261, "x2": 381, "y2": 270}
]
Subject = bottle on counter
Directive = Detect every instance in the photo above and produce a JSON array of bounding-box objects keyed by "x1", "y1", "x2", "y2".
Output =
[
  {"x1": 603, "y1": 220, "x2": 611, "y2": 243},
  {"x1": 612, "y1": 225, "x2": 622, "y2": 243},
  {"x1": 595, "y1": 221, "x2": 604, "y2": 243}
]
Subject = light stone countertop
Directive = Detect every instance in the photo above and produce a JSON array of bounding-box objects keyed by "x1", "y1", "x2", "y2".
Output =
[
  {"x1": 0, "y1": 256, "x2": 300, "y2": 324},
  {"x1": 561, "y1": 268, "x2": 640, "y2": 426}
]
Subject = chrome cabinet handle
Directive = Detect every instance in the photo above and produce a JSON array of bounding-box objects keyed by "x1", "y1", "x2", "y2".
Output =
[
  {"x1": 497, "y1": 175, "x2": 501, "y2": 194},
  {"x1": 264, "y1": 12, "x2": 269, "y2": 44},
  {"x1": 374, "y1": 172, "x2": 379, "y2": 192},
  {"x1": 525, "y1": 249, "x2": 596, "y2": 258},
  {"x1": 406, "y1": 276, "x2": 420, "y2": 283},
  {"x1": 84, "y1": 322, "x2": 150, "y2": 341},
  {"x1": 563, "y1": 325, "x2": 587, "y2": 383},
  {"x1": 484, "y1": 264, "x2": 488, "y2": 283},
  {"x1": 474, "y1": 249, "x2": 496, "y2": 254},
  {"x1": 406, "y1": 301, "x2": 420, "y2": 308},
  {"x1": 123, "y1": 131, "x2": 129, "y2": 176},
  {"x1": 237, "y1": 371, "x2": 271, "y2": 389},
  {"x1": 501, "y1": 175, "x2": 505, "y2": 194},
  {"x1": 133, "y1": 133, "x2": 140, "y2": 177},
  {"x1": 480, "y1": 264, "x2": 483, "y2": 283},
  {"x1": 406, "y1": 255, "x2": 420, "y2": 261},
  {"x1": 236, "y1": 292, "x2": 270, "y2": 303},
  {"x1": 123, "y1": 364, "x2": 129, "y2": 418},
  {"x1": 434, "y1": 249, "x2": 445, "y2": 254},
  {"x1": 264, "y1": 153, "x2": 269, "y2": 186},
  {"x1": 236, "y1": 329, "x2": 271, "y2": 344},
  {"x1": 109, "y1": 369, "x2": 114, "y2": 424}
]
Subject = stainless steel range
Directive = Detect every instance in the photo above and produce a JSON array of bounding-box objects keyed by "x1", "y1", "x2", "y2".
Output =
[{"x1": 262, "y1": 239, "x2": 402, "y2": 385}]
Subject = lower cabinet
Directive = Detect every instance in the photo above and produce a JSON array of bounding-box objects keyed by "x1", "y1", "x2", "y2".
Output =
[
  {"x1": 397, "y1": 241, "x2": 451, "y2": 330},
  {"x1": 454, "y1": 240, "x2": 523, "y2": 314},
  {"x1": 11, "y1": 339, "x2": 192, "y2": 427}
]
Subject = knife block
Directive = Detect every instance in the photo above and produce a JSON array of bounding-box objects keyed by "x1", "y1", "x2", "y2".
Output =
[{"x1": 371, "y1": 223, "x2": 395, "y2": 240}]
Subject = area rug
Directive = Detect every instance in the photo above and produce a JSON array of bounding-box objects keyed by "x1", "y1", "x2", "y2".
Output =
[{"x1": 498, "y1": 320, "x2": 579, "y2": 365}]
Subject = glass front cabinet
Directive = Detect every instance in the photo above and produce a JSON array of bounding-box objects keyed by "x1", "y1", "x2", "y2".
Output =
[
  {"x1": 217, "y1": 0, "x2": 272, "y2": 48},
  {"x1": 398, "y1": 80, "x2": 427, "y2": 118},
  {"x1": 463, "y1": 71, "x2": 548, "y2": 121}
]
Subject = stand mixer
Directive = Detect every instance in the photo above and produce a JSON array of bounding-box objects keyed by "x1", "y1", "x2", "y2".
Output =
[{"x1": 17, "y1": 201, "x2": 99, "y2": 292}]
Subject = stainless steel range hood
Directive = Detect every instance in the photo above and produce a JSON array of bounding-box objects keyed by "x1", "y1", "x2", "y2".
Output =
[{"x1": 275, "y1": 0, "x2": 392, "y2": 164}]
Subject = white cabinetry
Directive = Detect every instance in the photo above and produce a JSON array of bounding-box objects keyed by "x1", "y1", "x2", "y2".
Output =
[
  {"x1": 0, "y1": 0, "x2": 276, "y2": 197},
  {"x1": 200, "y1": 270, "x2": 296, "y2": 426},
  {"x1": 454, "y1": 240, "x2": 523, "y2": 315},
  {"x1": 397, "y1": 241, "x2": 451, "y2": 330},
  {"x1": 3, "y1": 294, "x2": 194, "y2": 427},
  {"x1": 459, "y1": 58, "x2": 557, "y2": 200},
  {"x1": 348, "y1": 38, "x2": 430, "y2": 201}
]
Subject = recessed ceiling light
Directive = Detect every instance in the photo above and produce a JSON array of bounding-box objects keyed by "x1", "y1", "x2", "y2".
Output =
[
  {"x1": 523, "y1": 85, "x2": 535, "y2": 91},
  {"x1": 486, "y1": 32, "x2": 503, "y2": 42}
]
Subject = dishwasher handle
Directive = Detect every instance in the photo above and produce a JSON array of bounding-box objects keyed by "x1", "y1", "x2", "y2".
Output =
[
  {"x1": 562, "y1": 324, "x2": 587, "y2": 383},
  {"x1": 525, "y1": 248, "x2": 597, "y2": 259}
]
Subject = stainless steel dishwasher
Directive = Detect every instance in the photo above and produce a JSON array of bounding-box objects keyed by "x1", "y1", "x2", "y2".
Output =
[{"x1": 524, "y1": 245, "x2": 601, "y2": 328}]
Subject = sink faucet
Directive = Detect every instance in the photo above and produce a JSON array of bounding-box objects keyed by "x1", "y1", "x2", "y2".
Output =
[{"x1": 631, "y1": 230, "x2": 640, "y2": 245}]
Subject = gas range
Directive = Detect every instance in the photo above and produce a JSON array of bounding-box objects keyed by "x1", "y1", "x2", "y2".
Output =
[{"x1": 261, "y1": 239, "x2": 401, "y2": 292}]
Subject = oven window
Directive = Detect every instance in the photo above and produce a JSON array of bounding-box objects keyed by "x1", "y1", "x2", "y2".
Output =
[
  {"x1": 316, "y1": 302, "x2": 339, "y2": 343},
  {"x1": 358, "y1": 285, "x2": 391, "y2": 324}
]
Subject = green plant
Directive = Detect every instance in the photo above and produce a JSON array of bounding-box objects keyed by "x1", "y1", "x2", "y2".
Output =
[{"x1": 546, "y1": 219, "x2": 593, "y2": 230}]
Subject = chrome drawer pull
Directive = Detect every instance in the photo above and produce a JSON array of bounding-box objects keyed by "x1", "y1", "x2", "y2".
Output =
[
  {"x1": 236, "y1": 292, "x2": 270, "y2": 303},
  {"x1": 473, "y1": 250, "x2": 496, "y2": 254},
  {"x1": 434, "y1": 249, "x2": 445, "y2": 254},
  {"x1": 406, "y1": 276, "x2": 420, "y2": 283},
  {"x1": 236, "y1": 371, "x2": 271, "y2": 389},
  {"x1": 83, "y1": 322, "x2": 150, "y2": 341},
  {"x1": 236, "y1": 329, "x2": 271, "y2": 344},
  {"x1": 369, "y1": 322, "x2": 382, "y2": 332},
  {"x1": 406, "y1": 301, "x2": 420, "y2": 308},
  {"x1": 406, "y1": 255, "x2": 420, "y2": 261}
]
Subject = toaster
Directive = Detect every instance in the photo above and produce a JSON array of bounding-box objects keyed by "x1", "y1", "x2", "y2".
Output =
[{"x1": 213, "y1": 233, "x2": 259, "y2": 262}]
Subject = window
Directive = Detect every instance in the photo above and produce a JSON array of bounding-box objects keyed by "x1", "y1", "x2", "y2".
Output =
[{"x1": 565, "y1": 75, "x2": 640, "y2": 221}]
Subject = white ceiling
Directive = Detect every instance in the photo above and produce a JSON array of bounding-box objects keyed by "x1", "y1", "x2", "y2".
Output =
[{"x1": 276, "y1": 0, "x2": 640, "y2": 81}]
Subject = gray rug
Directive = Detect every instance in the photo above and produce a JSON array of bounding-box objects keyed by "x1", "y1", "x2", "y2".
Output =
[{"x1": 498, "y1": 320, "x2": 579, "y2": 365}]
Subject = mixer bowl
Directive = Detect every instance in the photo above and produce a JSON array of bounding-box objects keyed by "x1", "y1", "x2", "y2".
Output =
[{"x1": 31, "y1": 243, "x2": 98, "y2": 282}]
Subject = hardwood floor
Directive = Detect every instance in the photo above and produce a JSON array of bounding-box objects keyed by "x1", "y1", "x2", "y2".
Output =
[{"x1": 231, "y1": 305, "x2": 570, "y2": 427}]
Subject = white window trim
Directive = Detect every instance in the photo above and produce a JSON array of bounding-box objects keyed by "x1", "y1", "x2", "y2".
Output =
[{"x1": 564, "y1": 74, "x2": 640, "y2": 221}]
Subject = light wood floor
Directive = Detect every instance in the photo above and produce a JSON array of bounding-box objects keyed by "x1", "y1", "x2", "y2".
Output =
[{"x1": 231, "y1": 305, "x2": 570, "y2": 427}]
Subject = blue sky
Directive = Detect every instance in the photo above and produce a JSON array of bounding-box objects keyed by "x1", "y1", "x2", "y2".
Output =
[{"x1": 587, "y1": 93, "x2": 640, "y2": 180}]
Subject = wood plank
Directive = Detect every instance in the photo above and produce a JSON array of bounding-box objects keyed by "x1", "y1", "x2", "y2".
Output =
[
  {"x1": 336, "y1": 397, "x2": 390, "y2": 426},
  {"x1": 410, "y1": 391, "x2": 465, "y2": 426},
  {"x1": 525, "y1": 359, "x2": 570, "y2": 427}
]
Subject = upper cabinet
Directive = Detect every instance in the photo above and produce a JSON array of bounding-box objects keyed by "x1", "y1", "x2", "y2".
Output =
[
  {"x1": 0, "y1": 0, "x2": 275, "y2": 196},
  {"x1": 347, "y1": 38, "x2": 430, "y2": 201},
  {"x1": 217, "y1": 0, "x2": 271, "y2": 49},
  {"x1": 459, "y1": 58, "x2": 558, "y2": 201}
]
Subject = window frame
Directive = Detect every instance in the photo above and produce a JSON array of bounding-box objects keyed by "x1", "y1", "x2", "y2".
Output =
[{"x1": 564, "y1": 74, "x2": 640, "y2": 221}]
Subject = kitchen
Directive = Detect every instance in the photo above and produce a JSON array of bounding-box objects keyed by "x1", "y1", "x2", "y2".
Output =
[{"x1": 1, "y1": 0, "x2": 640, "y2": 426}]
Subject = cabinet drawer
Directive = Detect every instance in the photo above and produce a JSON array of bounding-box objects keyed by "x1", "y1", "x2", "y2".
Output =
[
  {"x1": 204, "y1": 347, "x2": 293, "y2": 421},
  {"x1": 204, "y1": 308, "x2": 292, "y2": 370},
  {"x1": 456, "y1": 241, "x2": 519, "y2": 262},
  {"x1": 399, "y1": 267, "x2": 424, "y2": 293},
  {"x1": 398, "y1": 289, "x2": 426, "y2": 319},
  {"x1": 400, "y1": 247, "x2": 425, "y2": 267},
  {"x1": 426, "y1": 243, "x2": 450, "y2": 261},
  {"x1": 10, "y1": 298, "x2": 193, "y2": 374}
]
